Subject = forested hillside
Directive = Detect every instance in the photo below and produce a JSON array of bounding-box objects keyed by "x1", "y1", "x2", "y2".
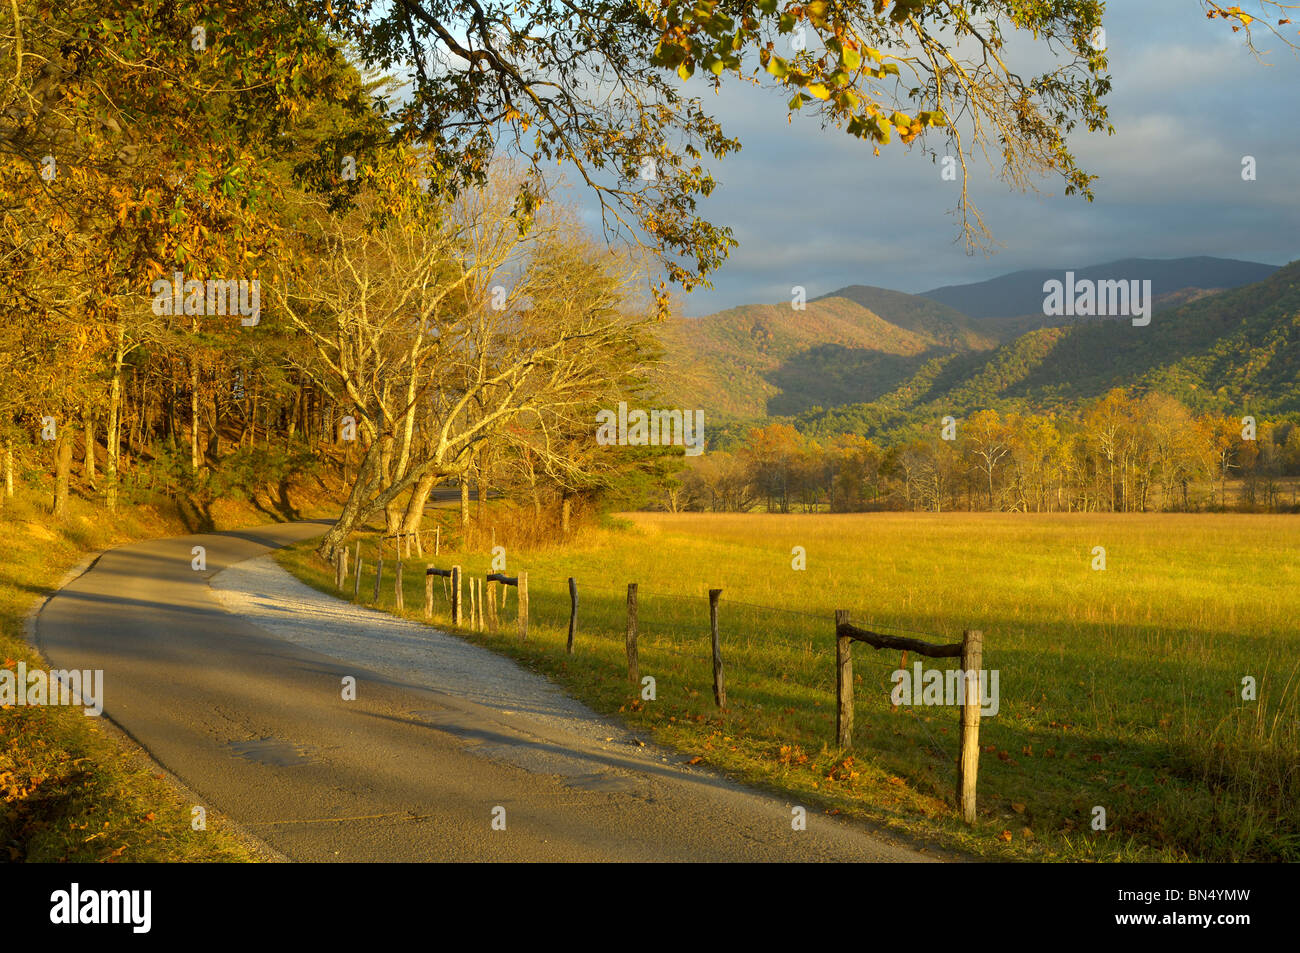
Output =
[
  {"x1": 798, "y1": 259, "x2": 1300, "y2": 441},
  {"x1": 656, "y1": 291, "x2": 994, "y2": 418}
]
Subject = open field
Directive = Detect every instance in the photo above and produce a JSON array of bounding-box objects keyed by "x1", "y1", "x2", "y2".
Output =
[{"x1": 281, "y1": 510, "x2": 1300, "y2": 861}]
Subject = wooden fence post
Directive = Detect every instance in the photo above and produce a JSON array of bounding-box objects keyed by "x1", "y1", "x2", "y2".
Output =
[
  {"x1": 517, "y1": 571, "x2": 528, "y2": 640},
  {"x1": 424, "y1": 566, "x2": 434, "y2": 619},
  {"x1": 486, "y1": 580, "x2": 498, "y2": 633},
  {"x1": 450, "y1": 565, "x2": 462, "y2": 625},
  {"x1": 394, "y1": 560, "x2": 404, "y2": 610},
  {"x1": 472, "y1": 578, "x2": 481, "y2": 631},
  {"x1": 957, "y1": 628, "x2": 983, "y2": 825},
  {"x1": 709, "y1": 589, "x2": 726, "y2": 709},
  {"x1": 566, "y1": 577, "x2": 577, "y2": 654},
  {"x1": 435, "y1": 526, "x2": 440, "y2": 556},
  {"x1": 626, "y1": 583, "x2": 639, "y2": 683},
  {"x1": 341, "y1": 548, "x2": 349, "y2": 589},
  {"x1": 354, "y1": 557, "x2": 363, "y2": 600},
  {"x1": 835, "y1": 609, "x2": 853, "y2": 749},
  {"x1": 372, "y1": 556, "x2": 383, "y2": 604},
  {"x1": 334, "y1": 551, "x2": 342, "y2": 589}
]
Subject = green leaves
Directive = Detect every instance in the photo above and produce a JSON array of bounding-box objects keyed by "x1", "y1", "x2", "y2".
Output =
[{"x1": 766, "y1": 55, "x2": 790, "y2": 79}]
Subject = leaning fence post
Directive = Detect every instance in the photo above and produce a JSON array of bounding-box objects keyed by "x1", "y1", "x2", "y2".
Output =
[
  {"x1": 341, "y1": 547, "x2": 349, "y2": 589},
  {"x1": 958, "y1": 628, "x2": 983, "y2": 825},
  {"x1": 709, "y1": 589, "x2": 726, "y2": 709},
  {"x1": 372, "y1": 556, "x2": 383, "y2": 604},
  {"x1": 517, "y1": 571, "x2": 529, "y2": 640},
  {"x1": 835, "y1": 609, "x2": 853, "y2": 749},
  {"x1": 626, "y1": 583, "x2": 640, "y2": 683},
  {"x1": 394, "y1": 560, "x2": 404, "y2": 610},
  {"x1": 424, "y1": 565, "x2": 434, "y2": 619},
  {"x1": 354, "y1": 557, "x2": 363, "y2": 600},
  {"x1": 566, "y1": 577, "x2": 578, "y2": 654},
  {"x1": 450, "y1": 565, "x2": 462, "y2": 625},
  {"x1": 486, "y1": 579, "x2": 499, "y2": 633}
]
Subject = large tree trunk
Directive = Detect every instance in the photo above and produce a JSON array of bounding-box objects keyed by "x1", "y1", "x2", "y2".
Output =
[
  {"x1": 207, "y1": 388, "x2": 221, "y2": 460},
  {"x1": 190, "y1": 358, "x2": 201, "y2": 472},
  {"x1": 316, "y1": 442, "x2": 385, "y2": 560},
  {"x1": 400, "y1": 470, "x2": 440, "y2": 543},
  {"x1": 52, "y1": 428, "x2": 74, "y2": 517},
  {"x1": 129, "y1": 368, "x2": 144, "y2": 456},
  {"x1": 460, "y1": 478, "x2": 470, "y2": 528},
  {"x1": 316, "y1": 446, "x2": 440, "y2": 562},
  {"x1": 476, "y1": 450, "x2": 490, "y2": 522},
  {"x1": 379, "y1": 425, "x2": 405, "y2": 542},
  {"x1": 81, "y1": 405, "x2": 97, "y2": 489},
  {"x1": 105, "y1": 322, "x2": 125, "y2": 511}
]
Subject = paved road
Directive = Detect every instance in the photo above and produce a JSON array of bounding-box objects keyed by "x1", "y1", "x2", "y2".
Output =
[{"x1": 34, "y1": 522, "x2": 942, "y2": 862}]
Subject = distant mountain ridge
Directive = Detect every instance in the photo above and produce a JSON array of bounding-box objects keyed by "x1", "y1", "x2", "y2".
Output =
[
  {"x1": 796, "y1": 257, "x2": 1300, "y2": 439},
  {"x1": 659, "y1": 255, "x2": 1287, "y2": 424},
  {"x1": 920, "y1": 256, "x2": 1279, "y2": 321}
]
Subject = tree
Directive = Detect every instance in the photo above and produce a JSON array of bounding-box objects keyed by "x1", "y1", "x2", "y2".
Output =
[
  {"x1": 830, "y1": 433, "x2": 882, "y2": 511},
  {"x1": 302, "y1": 0, "x2": 1124, "y2": 298},
  {"x1": 743, "y1": 422, "x2": 804, "y2": 512},
  {"x1": 1, "y1": 0, "x2": 371, "y2": 511},
  {"x1": 275, "y1": 153, "x2": 655, "y2": 558},
  {"x1": 1082, "y1": 389, "x2": 1137, "y2": 511},
  {"x1": 963, "y1": 409, "x2": 1012, "y2": 509}
]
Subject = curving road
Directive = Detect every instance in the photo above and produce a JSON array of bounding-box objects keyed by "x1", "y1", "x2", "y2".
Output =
[{"x1": 34, "y1": 522, "x2": 943, "y2": 862}]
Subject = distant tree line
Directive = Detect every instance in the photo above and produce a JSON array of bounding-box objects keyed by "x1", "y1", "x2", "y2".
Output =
[{"x1": 673, "y1": 389, "x2": 1300, "y2": 513}]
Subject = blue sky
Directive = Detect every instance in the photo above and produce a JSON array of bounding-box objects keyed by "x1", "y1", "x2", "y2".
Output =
[{"x1": 575, "y1": 2, "x2": 1300, "y2": 316}]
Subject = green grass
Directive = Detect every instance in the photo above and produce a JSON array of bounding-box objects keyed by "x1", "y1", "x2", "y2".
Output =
[{"x1": 281, "y1": 510, "x2": 1300, "y2": 862}]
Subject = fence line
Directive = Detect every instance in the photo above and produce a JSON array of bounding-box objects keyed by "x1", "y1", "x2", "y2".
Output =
[{"x1": 329, "y1": 539, "x2": 986, "y2": 825}]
